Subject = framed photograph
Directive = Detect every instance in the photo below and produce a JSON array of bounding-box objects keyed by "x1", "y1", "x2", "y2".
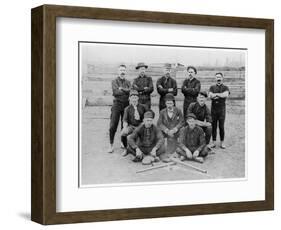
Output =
[{"x1": 31, "y1": 4, "x2": 274, "y2": 225}]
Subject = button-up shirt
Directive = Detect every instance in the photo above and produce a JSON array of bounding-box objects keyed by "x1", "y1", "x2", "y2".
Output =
[
  {"x1": 123, "y1": 103, "x2": 147, "y2": 127},
  {"x1": 128, "y1": 124, "x2": 164, "y2": 149},
  {"x1": 187, "y1": 102, "x2": 212, "y2": 122},
  {"x1": 111, "y1": 76, "x2": 131, "y2": 103},
  {"x1": 209, "y1": 84, "x2": 230, "y2": 108},
  {"x1": 181, "y1": 77, "x2": 201, "y2": 101},
  {"x1": 178, "y1": 125, "x2": 206, "y2": 153}
]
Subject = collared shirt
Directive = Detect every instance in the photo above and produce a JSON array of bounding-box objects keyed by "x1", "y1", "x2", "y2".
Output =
[
  {"x1": 157, "y1": 107, "x2": 184, "y2": 132},
  {"x1": 128, "y1": 124, "x2": 164, "y2": 149},
  {"x1": 181, "y1": 77, "x2": 201, "y2": 100},
  {"x1": 132, "y1": 74, "x2": 154, "y2": 99},
  {"x1": 156, "y1": 75, "x2": 178, "y2": 97},
  {"x1": 209, "y1": 84, "x2": 230, "y2": 108},
  {"x1": 178, "y1": 125, "x2": 206, "y2": 153},
  {"x1": 123, "y1": 103, "x2": 147, "y2": 127},
  {"x1": 111, "y1": 76, "x2": 131, "y2": 103},
  {"x1": 187, "y1": 102, "x2": 212, "y2": 122}
]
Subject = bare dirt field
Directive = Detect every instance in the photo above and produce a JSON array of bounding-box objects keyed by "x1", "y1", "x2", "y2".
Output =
[{"x1": 80, "y1": 100, "x2": 245, "y2": 186}]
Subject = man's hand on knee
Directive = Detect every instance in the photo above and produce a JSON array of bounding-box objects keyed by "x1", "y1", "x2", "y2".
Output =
[
  {"x1": 150, "y1": 147, "x2": 157, "y2": 157},
  {"x1": 184, "y1": 148, "x2": 193, "y2": 159},
  {"x1": 136, "y1": 148, "x2": 143, "y2": 159},
  {"x1": 193, "y1": 150, "x2": 200, "y2": 158}
]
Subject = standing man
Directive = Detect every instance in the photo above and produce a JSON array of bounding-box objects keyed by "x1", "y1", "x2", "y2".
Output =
[
  {"x1": 157, "y1": 93, "x2": 184, "y2": 158},
  {"x1": 121, "y1": 90, "x2": 148, "y2": 156},
  {"x1": 108, "y1": 64, "x2": 131, "y2": 153},
  {"x1": 156, "y1": 63, "x2": 178, "y2": 112},
  {"x1": 127, "y1": 111, "x2": 165, "y2": 164},
  {"x1": 176, "y1": 113, "x2": 210, "y2": 163},
  {"x1": 181, "y1": 66, "x2": 201, "y2": 119},
  {"x1": 187, "y1": 91, "x2": 212, "y2": 145},
  {"x1": 209, "y1": 72, "x2": 230, "y2": 149},
  {"x1": 132, "y1": 62, "x2": 154, "y2": 109}
]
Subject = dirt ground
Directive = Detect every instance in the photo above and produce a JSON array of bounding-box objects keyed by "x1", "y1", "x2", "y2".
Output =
[{"x1": 81, "y1": 100, "x2": 245, "y2": 186}]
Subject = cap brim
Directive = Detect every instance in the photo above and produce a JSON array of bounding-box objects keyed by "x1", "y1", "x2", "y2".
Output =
[{"x1": 136, "y1": 65, "x2": 148, "y2": 69}]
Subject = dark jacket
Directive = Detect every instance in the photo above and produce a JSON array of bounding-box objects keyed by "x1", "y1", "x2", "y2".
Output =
[
  {"x1": 132, "y1": 75, "x2": 154, "y2": 101},
  {"x1": 111, "y1": 77, "x2": 131, "y2": 103},
  {"x1": 123, "y1": 103, "x2": 148, "y2": 127},
  {"x1": 156, "y1": 75, "x2": 178, "y2": 97},
  {"x1": 187, "y1": 102, "x2": 212, "y2": 122},
  {"x1": 128, "y1": 124, "x2": 164, "y2": 149},
  {"x1": 181, "y1": 77, "x2": 201, "y2": 101},
  {"x1": 178, "y1": 125, "x2": 206, "y2": 153},
  {"x1": 157, "y1": 107, "x2": 184, "y2": 133},
  {"x1": 156, "y1": 75, "x2": 178, "y2": 110}
]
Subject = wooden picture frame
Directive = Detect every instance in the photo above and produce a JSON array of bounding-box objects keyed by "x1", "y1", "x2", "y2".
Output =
[{"x1": 31, "y1": 4, "x2": 274, "y2": 225}]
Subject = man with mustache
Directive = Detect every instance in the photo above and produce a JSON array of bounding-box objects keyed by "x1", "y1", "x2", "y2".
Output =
[
  {"x1": 108, "y1": 64, "x2": 131, "y2": 153},
  {"x1": 156, "y1": 63, "x2": 178, "y2": 112},
  {"x1": 209, "y1": 72, "x2": 230, "y2": 149},
  {"x1": 132, "y1": 62, "x2": 154, "y2": 109},
  {"x1": 181, "y1": 66, "x2": 201, "y2": 120}
]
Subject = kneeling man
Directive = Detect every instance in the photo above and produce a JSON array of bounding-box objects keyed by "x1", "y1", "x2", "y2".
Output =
[
  {"x1": 121, "y1": 90, "x2": 147, "y2": 156},
  {"x1": 176, "y1": 113, "x2": 210, "y2": 163},
  {"x1": 127, "y1": 111, "x2": 165, "y2": 164}
]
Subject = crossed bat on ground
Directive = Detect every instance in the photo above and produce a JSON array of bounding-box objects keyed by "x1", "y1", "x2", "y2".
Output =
[{"x1": 136, "y1": 156, "x2": 209, "y2": 175}]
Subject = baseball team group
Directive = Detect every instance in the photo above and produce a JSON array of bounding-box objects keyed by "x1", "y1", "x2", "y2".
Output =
[{"x1": 107, "y1": 62, "x2": 230, "y2": 165}]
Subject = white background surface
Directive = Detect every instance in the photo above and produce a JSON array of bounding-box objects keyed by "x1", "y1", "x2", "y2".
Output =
[{"x1": 0, "y1": 0, "x2": 279, "y2": 229}]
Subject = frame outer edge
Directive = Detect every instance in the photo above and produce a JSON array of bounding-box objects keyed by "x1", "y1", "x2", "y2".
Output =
[
  {"x1": 42, "y1": 5, "x2": 57, "y2": 224},
  {"x1": 265, "y1": 19, "x2": 274, "y2": 210},
  {"x1": 31, "y1": 6, "x2": 44, "y2": 224}
]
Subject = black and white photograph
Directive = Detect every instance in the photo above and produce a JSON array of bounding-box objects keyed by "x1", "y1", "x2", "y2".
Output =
[{"x1": 79, "y1": 42, "x2": 246, "y2": 186}]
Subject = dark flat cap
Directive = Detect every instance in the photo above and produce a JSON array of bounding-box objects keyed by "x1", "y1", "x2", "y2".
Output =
[
  {"x1": 165, "y1": 93, "x2": 175, "y2": 101},
  {"x1": 144, "y1": 110, "x2": 155, "y2": 119},
  {"x1": 199, "y1": 91, "x2": 208, "y2": 97},
  {"x1": 136, "y1": 62, "x2": 148, "y2": 69},
  {"x1": 186, "y1": 113, "x2": 197, "y2": 120},
  {"x1": 129, "y1": 89, "x2": 139, "y2": 97}
]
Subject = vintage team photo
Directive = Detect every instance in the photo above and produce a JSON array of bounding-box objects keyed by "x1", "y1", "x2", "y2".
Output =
[{"x1": 79, "y1": 42, "x2": 246, "y2": 186}]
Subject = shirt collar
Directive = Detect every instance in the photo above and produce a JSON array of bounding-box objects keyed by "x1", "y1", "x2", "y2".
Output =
[{"x1": 197, "y1": 102, "x2": 206, "y2": 108}]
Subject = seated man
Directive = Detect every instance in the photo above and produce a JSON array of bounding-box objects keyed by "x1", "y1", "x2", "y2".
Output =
[
  {"x1": 121, "y1": 90, "x2": 148, "y2": 156},
  {"x1": 157, "y1": 93, "x2": 184, "y2": 156},
  {"x1": 176, "y1": 113, "x2": 210, "y2": 163},
  {"x1": 187, "y1": 91, "x2": 212, "y2": 145},
  {"x1": 127, "y1": 111, "x2": 165, "y2": 164}
]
